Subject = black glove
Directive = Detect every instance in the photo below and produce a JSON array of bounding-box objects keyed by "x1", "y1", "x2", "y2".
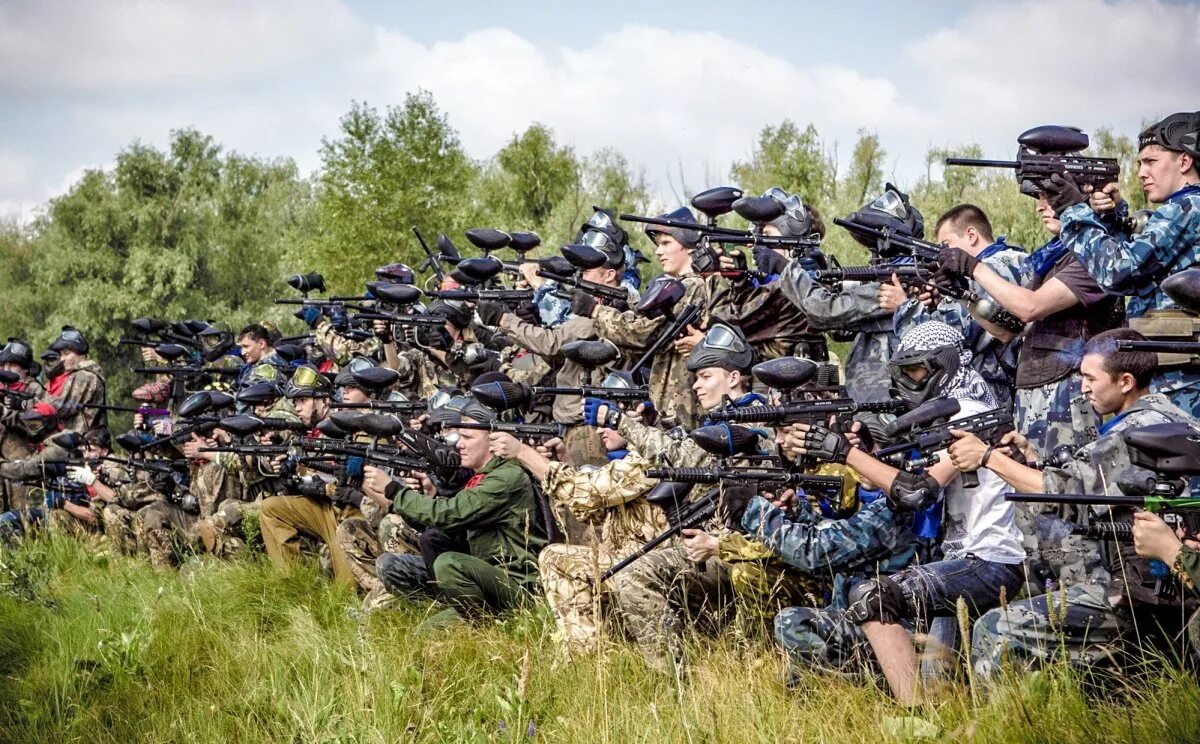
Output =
[
  {"x1": 801, "y1": 425, "x2": 851, "y2": 463},
  {"x1": 934, "y1": 245, "x2": 979, "y2": 283},
  {"x1": 752, "y1": 245, "x2": 788, "y2": 277},
  {"x1": 1041, "y1": 172, "x2": 1086, "y2": 215},
  {"x1": 513, "y1": 301, "x2": 541, "y2": 327},
  {"x1": 570, "y1": 290, "x2": 598, "y2": 319},
  {"x1": 475, "y1": 301, "x2": 506, "y2": 327},
  {"x1": 295, "y1": 478, "x2": 333, "y2": 500},
  {"x1": 55, "y1": 400, "x2": 82, "y2": 419}
]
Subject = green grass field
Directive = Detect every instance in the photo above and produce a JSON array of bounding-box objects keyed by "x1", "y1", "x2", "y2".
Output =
[{"x1": 1, "y1": 535, "x2": 1198, "y2": 743}]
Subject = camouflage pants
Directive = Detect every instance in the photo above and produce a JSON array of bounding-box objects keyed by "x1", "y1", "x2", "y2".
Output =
[
  {"x1": 607, "y1": 545, "x2": 733, "y2": 672},
  {"x1": 334, "y1": 512, "x2": 418, "y2": 599},
  {"x1": 137, "y1": 500, "x2": 198, "y2": 570},
  {"x1": 1015, "y1": 376, "x2": 1096, "y2": 457},
  {"x1": 47, "y1": 508, "x2": 100, "y2": 540},
  {"x1": 971, "y1": 583, "x2": 1130, "y2": 682},
  {"x1": 538, "y1": 543, "x2": 613, "y2": 658},
  {"x1": 196, "y1": 499, "x2": 258, "y2": 558},
  {"x1": 100, "y1": 503, "x2": 142, "y2": 555}
]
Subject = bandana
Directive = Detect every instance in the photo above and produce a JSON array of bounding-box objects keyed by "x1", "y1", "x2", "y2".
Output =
[{"x1": 896, "y1": 321, "x2": 996, "y2": 407}]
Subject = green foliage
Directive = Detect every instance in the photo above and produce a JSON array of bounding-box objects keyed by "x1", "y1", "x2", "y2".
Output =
[
  {"x1": 1, "y1": 537, "x2": 1198, "y2": 742},
  {"x1": 730, "y1": 120, "x2": 833, "y2": 204},
  {"x1": 301, "y1": 92, "x2": 479, "y2": 293}
]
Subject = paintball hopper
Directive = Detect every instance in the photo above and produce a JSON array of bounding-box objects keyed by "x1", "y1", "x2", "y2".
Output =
[
  {"x1": 508, "y1": 232, "x2": 541, "y2": 254},
  {"x1": 219, "y1": 415, "x2": 268, "y2": 438},
  {"x1": 274, "y1": 344, "x2": 307, "y2": 366},
  {"x1": 561, "y1": 339, "x2": 620, "y2": 370},
  {"x1": 645, "y1": 479, "x2": 697, "y2": 524},
  {"x1": 369, "y1": 282, "x2": 422, "y2": 306},
  {"x1": 330, "y1": 411, "x2": 404, "y2": 439},
  {"x1": 436, "y1": 234, "x2": 462, "y2": 264},
  {"x1": 1162, "y1": 269, "x2": 1200, "y2": 314},
  {"x1": 689, "y1": 424, "x2": 762, "y2": 458},
  {"x1": 561, "y1": 243, "x2": 609, "y2": 271},
  {"x1": 732, "y1": 195, "x2": 786, "y2": 224},
  {"x1": 177, "y1": 391, "x2": 214, "y2": 419},
  {"x1": 154, "y1": 344, "x2": 190, "y2": 362},
  {"x1": 539, "y1": 255, "x2": 574, "y2": 276},
  {"x1": 350, "y1": 366, "x2": 401, "y2": 392},
  {"x1": 471, "y1": 379, "x2": 532, "y2": 412},
  {"x1": 287, "y1": 272, "x2": 326, "y2": 295},
  {"x1": 1123, "y1": 422, "x2": 1200, "y2": 475},
  {"x1": 131, "y1": 318, "x2": 169, "y2": 336},
  {"x1": 691, "y1": 186, "x2": 745, "y2": 222},
  {"x1": 0, "y1": 369, "x2": 20, "y2": 385},
  {"x1": 1018, "y1": 125, "x2": 1089, "y2": 154},
  {"x1": 751, "y1": 356, "x2": 819, "y2": 393},
  {"x1": 1116, "y1": 466, "x2": 1161, "y2": 497},
  {"x1": 454, "y1": 256, "x2": 505, "y2": 285},
  {"x1": 49, "y1": 431, "x2": 84, "y2": 452},
  {"x1": 207, "y1": 391, "x2": 236, "y2": 410},
  {"x1": 635, "y1": 276, "x2": 686, "y2": 320},
  {"x1": 315, "y1": 417, "x2": 347, "y2": 439},
  {"x1": 236, "y1": 381, "x2": 282, "y2": 408},
  {"x1": 115, "y1": 430, "x2": 149, "y2": 453},
  {"x1": 465, "y1": 228, "x2": 511, "y2": 254},
  {"x1": 884, "y1": 398, "x2": 962, "y2": 437}
]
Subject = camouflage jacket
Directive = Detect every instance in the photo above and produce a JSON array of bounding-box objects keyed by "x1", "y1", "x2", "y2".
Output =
[
  {"x1": 593, "y1": 274, "x2": 708, "y2": 429},
  {"x1": 1041, "y1": 392, "x2": 1196, "y2": 603},
  {"x1": 314, "y1": 317, "x2": 381, "y2": 366},
  {"x1": 780, "y1": 264, "x2": 897, "y2": 402},
  {"x1": 709, "y1": 273, "x2": 820, "y2": 361},
  {"x1": 741, "y1": 495, "x2": 918, "y2": 608},
  {"x1": 48, "y1": 359, "x2": 106, "y2": 433},
  {"x1": 0, "y1": 375, "x2": 45, "y2": 459},
  {"x1": 1060, "y1": 185, "x2": 1200, "y2": 317},
  {"x1": 499, "y1": 314, "x2": 612, "y2": 423},
  {"x1": 895, "y1": 240, "x2": 1026, "y2": 409},
  {"x1": 542, "y1": 453, "x2": 665, "y2": 559}
]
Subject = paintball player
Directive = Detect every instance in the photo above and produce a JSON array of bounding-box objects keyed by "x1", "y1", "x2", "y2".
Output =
[
  {"x1": 785, "y1": 321, "x2": 1025, "y2": 705},
  {"x1": 935, "y1": 196, "x2": 1125, "y2": 456},
  {"x1": 710, "y1": 187, "x2": 829, "y2": 362},
  {"x1": 779, "y1": 185, "x2": 926, "y2": 403},
  {"x1": 0, "y1": 338, "x2": 46, "y2": 512},
  {"x1": 0, "y1": 405, "x2": 78, "y2": 538},
  {"x1": 1044, "y1": 112, "x2": 1200, "y2": 417},
  {"x1": 892, "y1": 205, "x2": 1025, "y2": 410},
  {"x1": 258, "y1": 364, "x2": 364, "y2": 586},
  {"x1": 576, "y1": 206, "x2": 712, "y2": 430},
  {"x1": 366, "y1": 395, "x2": 547, "y2": 621},
  {"x1": 43, "y1": 326, "x2": 106, "y2": 434},
  {"x1": 594, "y1": 324, "x2": 819, "y2": 672},
  {"x1": 946, "y1": 329, "x2": 1198, "y2": 680}
]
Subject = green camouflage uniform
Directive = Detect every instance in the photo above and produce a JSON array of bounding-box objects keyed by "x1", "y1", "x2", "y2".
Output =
[
  {"x1": 0, "y1": 374, "x2": 45, "y2": 511},
  {"x1": 47, "y1": 359, "x2": 107, "y2": 433}
]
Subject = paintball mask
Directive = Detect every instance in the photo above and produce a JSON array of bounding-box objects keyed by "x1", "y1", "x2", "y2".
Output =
[
  {"x1": 283, "y1": 364, "x2": 334, "y2": 400},
  {"x1": 1140, "y1": 112, "x2": 1200, "y2": 159},
  {"x1": 0, "y1": 338, "x2": 33, "y2": 368},
  {"x1": 49, "y1": 326, "x2": 88, "y2": 355},
  {"x1": 888, "y1": 322, "x2": 964, "y2": 409},
  {"x1": 686, "y1": 322, "x2": 754, "y2": 374},
  {"x1": 643, "y1": 207, "x2": 703, "y2": 250},
  {"x1": 577, "y1": 229, "x2": 628, "y2": 269},
  {"x1": 847, "y1": 184, "x2": 925, "y2": 251},
  {"x1": 198, "y1": 323, "x2": 235, "y2": 362},
  {"x1": 375, "y1": 263, "x2": 416, "y2": 285},
  {"x1": 762, "y1": 187, "x2": 817, "y2": 238}
]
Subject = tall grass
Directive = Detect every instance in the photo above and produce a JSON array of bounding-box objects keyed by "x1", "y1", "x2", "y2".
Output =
[{"x1": 1, "y1": 535, "x2": 1198, "y2": 743}]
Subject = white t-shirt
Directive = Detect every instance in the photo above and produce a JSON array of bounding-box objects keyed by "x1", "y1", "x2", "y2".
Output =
[{"x1": 939, "y1": 398, "x2": 1025, "y2": 564}]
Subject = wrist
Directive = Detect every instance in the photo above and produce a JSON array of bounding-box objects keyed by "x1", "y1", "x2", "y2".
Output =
[{"x1": 980, "y1": 445, "x2": 995, "y2": 469}]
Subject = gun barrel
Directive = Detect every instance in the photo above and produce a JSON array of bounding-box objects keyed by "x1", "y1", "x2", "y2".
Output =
[
  {"x1": 628, "y1": 303, "x2": 701, "y2": 374},
  {"x1": 1117, "y1": 340, "x2": 1200, "y2": 354},
  {"x1": 1004, "y1": 492, "x2": 1140, "y2": 506},
  {"x1": 944, "y1": 157, "x2": 1020, "y2": 169}
]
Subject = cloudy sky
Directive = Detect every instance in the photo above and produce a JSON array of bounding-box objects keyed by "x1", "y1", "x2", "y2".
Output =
[{"x1": 1, "y1": 0, "x2": 1197, "y2": 222}]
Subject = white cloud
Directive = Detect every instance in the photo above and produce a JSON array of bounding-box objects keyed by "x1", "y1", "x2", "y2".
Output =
[
  {"x1": 0, "y1": 149, "x2": 35, "y2": 197},
  {"x1": 0, "y1": 0, "x2": 366, "y2": 92}
]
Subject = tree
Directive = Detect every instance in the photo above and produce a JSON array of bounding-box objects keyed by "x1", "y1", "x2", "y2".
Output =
[
  {"x1": 730, "y1": 121, "x2": 832, "y2": 205},
  {"x1": 306, "y1": 92, "x2": 478, "y2": 292},
  {"x1": 842, "y1": 130, "x2": 886, "y2": 207}
]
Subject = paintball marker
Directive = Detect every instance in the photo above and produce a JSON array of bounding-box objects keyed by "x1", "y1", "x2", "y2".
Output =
[
  {"x1": 876, "y1": 405, "x2": 1020, "y2": 488},
  {"x1": 944, "y1": 125, "x2": 1120, "y2": 197},
  {"x1": 624, "y1": 277, "x2": 702, "y2": 381},
  {"x1": 1116, "y1": 270, "x2": 1200, "y2": 365},
  {"x1": 536, "y1": 243, "x2": 631, "y2": 304}
]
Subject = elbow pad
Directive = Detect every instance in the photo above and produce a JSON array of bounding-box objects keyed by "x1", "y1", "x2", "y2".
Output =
[{"x1": 886, "y1": 471, "x2": 941, "y2": 513}]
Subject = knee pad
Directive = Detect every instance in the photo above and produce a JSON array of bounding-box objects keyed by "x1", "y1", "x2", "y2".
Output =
[{"x1": 846, "y1": 576, "x2": 907, "y2": 625}]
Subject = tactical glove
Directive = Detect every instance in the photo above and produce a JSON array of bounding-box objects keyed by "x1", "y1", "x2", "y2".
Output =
[
  {"x1": 475, "y1": 301, "x2": 506, "y2": 327},
  {"x1": 801, "y1": 424, "x2": 851, "y2": 463},
  {"x1": 583, "y1": 397, "x2": 621, "y2": 429},
  {"x1": 298, "y1": 305, "x2": 323, "y2": 329},
  {"x1": 513, "y1": 301, "x2": 541, "y2": 326},
  {"x1": 1042, "y1": 172, "x2": 1087, "y2": 215},
  {"x1": 570, "y1": 290, "x2": 598, "y2": 319},
  {"x1": 752, "y1": 245, "x2": 788, "y2": 277},
  {"x1": 934, "y1": 246, "x2": 979, "y2": 283},
  {"x1": 327, "y1": 305, "x2": 350, "y2": 334}
]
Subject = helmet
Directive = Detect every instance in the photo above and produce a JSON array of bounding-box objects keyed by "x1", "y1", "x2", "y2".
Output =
[
  {"x1": 762, "y1": 187, "x2": 817, "y2": 238},
  {"x1": 283, "y1": 364, "x2": 333, "y2": 400},
  {"x1": 198, "y1": 322, "x2": 234, "y2": 362},
  {"x1": 375, "y1": 263, "x2": 416, "y2": 285},
  {"x1": 334, "y1": 356, "x2": 377, "y2": 388},
  {"x1": 643, "y1": 207, "x2": 702, "y2": 249},
  {"x1": 1140, "y1": 112, "x2": 1200, "y2": 159},
  {"x1": 686, "y1": 322, "x2": 754, "y2": 374},
  {"x1": 49, "y1": 326, "x2": 88, "y2": 354},
  {"x1": 846, "y1": 184, "x2": 925, "y2": 249},
  {"x1": 245, "y1": 362, "x2": 283, "y2": 386},
  {"x1": 575, "y1": 229, "x2": 627, "y2": 269},
  {"x1": 888, "y1": 321, "x2": 964, "y2": 408},
  {"x1": 84, "y1": 428, "x2": 113, "y2": 451},
  {"x1": 427, "y1": 299, "x2": 472, "y2": 330},
  {"x1": 0, "y1": 338, "x2": 33, "y2": 368},
  {"x1": 577, "y1": 207, "x2": 630, "y2": 252}
]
